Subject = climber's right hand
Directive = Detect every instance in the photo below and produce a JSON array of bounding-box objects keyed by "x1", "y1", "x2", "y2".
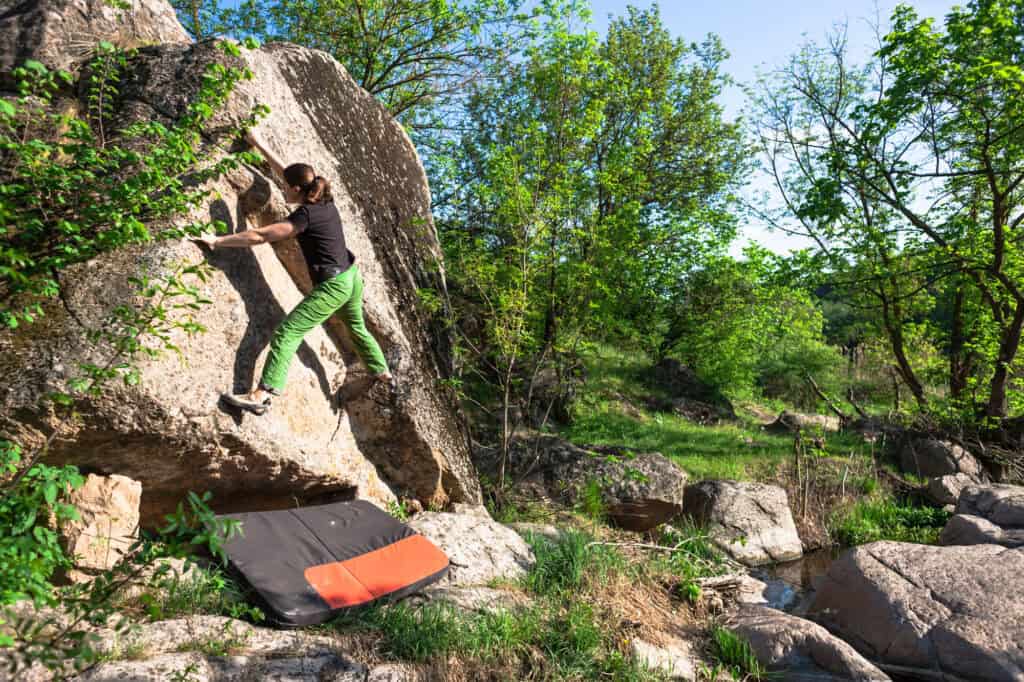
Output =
[{"x1": 190, "y1": 232, "x2": 218, "y2": 249}]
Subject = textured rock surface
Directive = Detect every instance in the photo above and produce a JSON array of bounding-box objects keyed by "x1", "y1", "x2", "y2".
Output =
[
  {"x1": 926, "y1": 473, "x2": 973, "y2": 507},
  {"x1": 0, "y1": 0, "x2": 189, "y2": 75},
  {"x1": 957, "y1": 483, "x2": 1024, "y2": 526},
  {"x1": 413, "y1": 585, "x2": 532, "y2": 614},
  {"x1": 731, "y1": 605, "x2": 890, "y2": 681},
  {"x1": 407, "y1": 512, "x2": 535, "y2": 586},
  {"x1": 506, "y1": 522, "x2": 565, "y2": 543},
  {"x1": 899, "y1": 437, "x2": 985, "y2": 480},
  {"x1": 941, "y1": 484, "x2": 1024, "y2": 548},
  {"x1": 630, "y1": 635, "x2": 698, "y2": 681},
  {"x1": 60, "y1": 474, "x2": 141, "y2": 578},
  {"x1": 766, "y1": 411, "x2": 841, "y2": 434},
  {"x1": 479, "y1": 434, "x2": 688, "y2": 531},
  {"x1": 683, "y1": 481, "x2": 802, "y2": 566},
  {"x1": 808, "y1": 542, "x2": 1024, "y2": 681},
  {"x1": 939, "y1": 513, "x2": 1024, "y2": 548},
  {"x1": 0, "y1": 21, "x2": 480, "y2": 520}
]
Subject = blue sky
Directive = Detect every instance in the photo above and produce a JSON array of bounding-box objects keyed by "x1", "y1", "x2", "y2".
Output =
[{"x1": 582, "y1": 0, "x2": 961, "y2": 254}]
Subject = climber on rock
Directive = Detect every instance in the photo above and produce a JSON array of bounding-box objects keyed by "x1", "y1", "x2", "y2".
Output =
[{"x1": 193, "y1": 129, "x2": 391, "y2": 415}]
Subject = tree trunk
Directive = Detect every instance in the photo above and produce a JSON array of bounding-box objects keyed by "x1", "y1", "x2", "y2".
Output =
[
  {"x1": 949, "y1": 285, "x2": 971, "y2": 400},
  {"x1": 985, "y1": 302, "x2": 1024, "y2": 419}
]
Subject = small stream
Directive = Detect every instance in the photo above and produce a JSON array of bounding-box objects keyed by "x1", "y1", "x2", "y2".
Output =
[{"x1": 751, "y1": 548, "x2": 842, "y2": 615}]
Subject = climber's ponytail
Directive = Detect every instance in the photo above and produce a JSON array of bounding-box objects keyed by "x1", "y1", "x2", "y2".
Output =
[{"x1": 283, "y1": 163, "x2": 332, "y2": 204}]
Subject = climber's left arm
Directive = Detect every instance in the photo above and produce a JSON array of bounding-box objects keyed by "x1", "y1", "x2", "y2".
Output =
[{"x1": 195, "y1": 221, "x2": 298, "y2": 249}]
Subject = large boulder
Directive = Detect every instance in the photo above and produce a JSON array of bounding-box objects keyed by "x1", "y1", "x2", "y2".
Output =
[
  {"x1": 0, "y1": 11, "x2": 480, "y2": 521},
  {"x1": 0, "y1": 0, "x2": 190, "y2": 76},
  {"x1": 899, "y1": 437, "x2": 985, "y2": 481},
  {"x1": 731, "y1": 605, "x2": 890, "y2": 681},
  {"x1": 808, "y1": 542, "x2": 1024, "y2": 681},
  {"x1": 481, "y1": 434, "x2": 688, "y2": 531},
  {"x1": 59, "y1": 474, "x2": 142, "y2": 580},
  {"x1": 407, "y1": 512, "x2": 535, "y2": 586},
  {"x1": 940, "y1": 483, "x2": 1024, "y2": 548},
  {"x1": 683, "y1": 480, "x2": 802, "y2": 566}
]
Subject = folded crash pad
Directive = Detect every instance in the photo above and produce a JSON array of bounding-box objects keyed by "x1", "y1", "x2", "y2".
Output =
[{"x1": 217, "y1": 500, "x2": 449, "y2": 627}]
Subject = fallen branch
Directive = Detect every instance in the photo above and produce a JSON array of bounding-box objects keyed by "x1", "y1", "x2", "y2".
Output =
[{"x1": 805, "y1": 374, "x2": 851, "y2": 424}]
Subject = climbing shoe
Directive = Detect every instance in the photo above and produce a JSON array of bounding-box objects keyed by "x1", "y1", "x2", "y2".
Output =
[{"x1": 221, "y1": 392, "x2": 272, "y2": 415}]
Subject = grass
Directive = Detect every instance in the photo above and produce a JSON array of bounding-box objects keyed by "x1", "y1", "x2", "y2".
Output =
[
  {"x1": 710, "y1": 626, "x2": 769, "y2": 681},
  {"x1": 124, "y1": 562, "x2": 264, "y2": 624},
  {"x1": 564, "y1": 346, "x2": 874, "y2": 481},
  {"x1": 829, "y1": 498, "x2": 951, "y2": 546},
  {"x1": 322, "y1": 529, "x2": 741, "y2": 680}
]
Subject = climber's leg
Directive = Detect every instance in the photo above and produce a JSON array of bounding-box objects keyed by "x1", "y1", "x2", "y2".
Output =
[
  {"x1": 258, "y1": 271, "x2": 356, "y2": 393},
  {"x1": 223, "y1": 272, "x2": 354, "y2": 414},
  {"x1": 338, "y1": 266, "x2": 390, "y2": 378}
]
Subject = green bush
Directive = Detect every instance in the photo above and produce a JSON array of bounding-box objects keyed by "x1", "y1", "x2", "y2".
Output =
[
  {"x1": 830, "y1": 498, "x2": 950, "y2": 546},
  {"x1": 0, "y1": 441, "x2": 83, "y2": 606},
  {"x1": 523, "y1": 530, "x2": 626, "y2": 598}
]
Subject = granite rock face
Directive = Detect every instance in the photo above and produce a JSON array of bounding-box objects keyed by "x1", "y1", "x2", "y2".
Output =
[
  {"x1": 808, "y1": 541, "x2": 1024, "y2": 681},
  {"x1": 899, "y1": 437, "x2": 986, "y2": 481},
  {"x1": 0, "y1": 11, "x2": 480, "y2": 520},
  {"x1": 0, "y1": 0, "x2": 189, "y2": 76}
]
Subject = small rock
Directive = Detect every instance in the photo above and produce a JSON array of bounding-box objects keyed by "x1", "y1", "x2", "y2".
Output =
[
  {"x1": 631, "y1": 635, "x2": 698, "y2": 680},
  {"x1": 60, "y1": 474, "x2": 142, "y2": 580},
  {"x1": 926, "y1": 473, "x2": 973, "y2": 507},
  {"x1": 414, "y1": 586, "x2": 532, "y2": 614},
  {"x1": 407, "y1": 512, "x2": 534, "y2": 586},
  {"x1": 683, "y1": 481, "x2": 803, "y2": 566},
  {"x1": 731, "y1": 605, "x2": 890, "y2": 681},
  {"x1": 367, "y1": 664, "x2": 424, "y2": 682},
  {"x1": 506, "y1": 522, "x2": 564, "y2": 543}
]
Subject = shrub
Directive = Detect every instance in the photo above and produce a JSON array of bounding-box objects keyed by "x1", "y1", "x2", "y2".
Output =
[{"x1": 830, "y1": 498, "x2": 950, "y2": 546}]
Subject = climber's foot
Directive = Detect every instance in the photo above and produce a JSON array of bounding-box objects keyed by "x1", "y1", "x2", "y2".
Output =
[{"x1": 221, "y1": 390, "x2": 272, "y2": 415}]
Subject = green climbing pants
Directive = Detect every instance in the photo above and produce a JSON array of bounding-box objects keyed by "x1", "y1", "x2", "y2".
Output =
[{"x1": 259, "y1": 265, "x2": 389, "y2": 394}]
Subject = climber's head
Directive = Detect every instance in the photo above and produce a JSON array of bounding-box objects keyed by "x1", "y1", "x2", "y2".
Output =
[{"x1": 283, "y1": 163, "x2": 331, "y2": 204}]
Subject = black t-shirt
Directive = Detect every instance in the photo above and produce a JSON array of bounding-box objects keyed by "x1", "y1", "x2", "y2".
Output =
[{"x1": 286, "y1": 200, "x2": 354, "y2": 284}]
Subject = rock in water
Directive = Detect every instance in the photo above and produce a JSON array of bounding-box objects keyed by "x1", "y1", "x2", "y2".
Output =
[
  {"x1": 683, "y1": 480, "x2": 803, "y2": 566},
  {"x1": 731, "y1": 605, "x2": 890, "y2": 681},
  {"x1": 808, "y1": 541, "x2": 1024, "y2": 681},
  {"x1": 0, "y1": 4, "x2": 480, "y2": 521}
]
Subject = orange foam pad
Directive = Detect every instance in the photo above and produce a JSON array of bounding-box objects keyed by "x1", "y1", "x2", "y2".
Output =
[{"x1": 303, "y1": 534, "x2": 449, "y2": 608}]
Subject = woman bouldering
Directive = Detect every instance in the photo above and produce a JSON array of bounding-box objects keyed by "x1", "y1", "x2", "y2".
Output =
[{"x1": 194, "y1": 130, "x2": 391, "y2": 415}]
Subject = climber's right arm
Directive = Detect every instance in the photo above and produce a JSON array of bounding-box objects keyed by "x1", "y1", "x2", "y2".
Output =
[
  {"x1": 245, "y1": 130, "x2": 286, "y2": 181},
  {"x1": 197, "y1": 221, "x2": 298, "y2": 249}
]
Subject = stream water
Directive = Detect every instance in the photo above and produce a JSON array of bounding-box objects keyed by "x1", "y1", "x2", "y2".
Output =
[{"x1": 751, "y1": 548, "x2": 843, "y2": 615}]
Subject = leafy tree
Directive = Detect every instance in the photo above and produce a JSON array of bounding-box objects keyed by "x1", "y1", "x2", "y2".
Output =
[
  {"x1": 438, "y1": 2, "x2": 746, "y2": 437},
  {"x1": 754, "y1": 0, "x2": 1024, "y2": 421}
]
